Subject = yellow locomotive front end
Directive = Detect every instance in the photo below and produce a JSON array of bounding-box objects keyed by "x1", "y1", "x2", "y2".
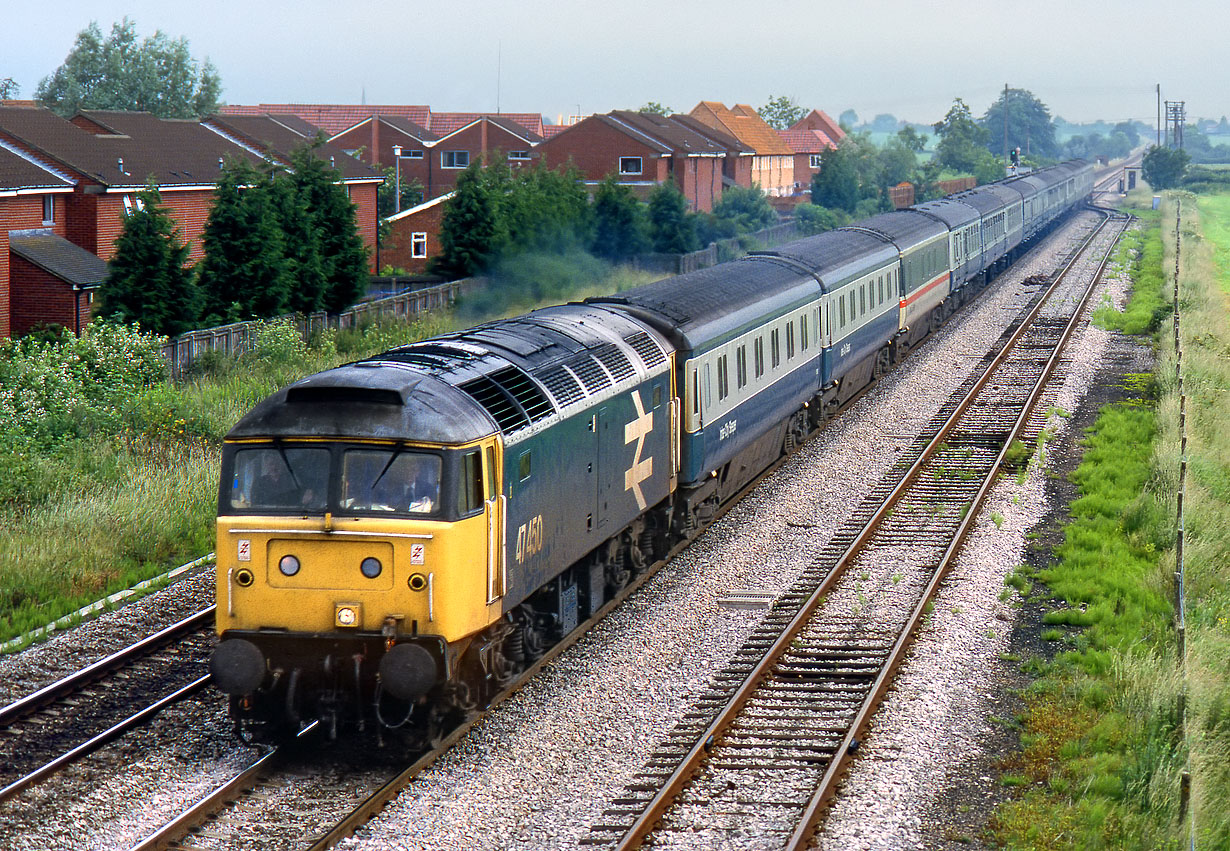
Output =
[{"x1": 208, "y1": 363, "x2": 508, "y2": 738}]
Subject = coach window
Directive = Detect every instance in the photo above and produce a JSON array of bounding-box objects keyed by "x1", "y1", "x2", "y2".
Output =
[
  {"x1": 800, "y1": 314, "x2": 808, "y2": 351},
  {"x1": 860, "y1": 285, "x2": 866, "y2": 315},
  {"x1": 771, "y1": 329, "x2": 781, "y2": 368},
  {"x1": 736, "y1": 347, "x2": 747, "y2": 389},
  {"x1": 786, "y1": 323, "x2": 795, "y2": 359},
  {"x1": 691, "y1": 369, "x2": 699, "y2": 416},
  {"x1": 839, "y1": 297, "x2": 846, "y2": 329},
  {"x1": 754, "y1": 337, "x2": 764, "y2": 378},
  {"x1": 717, "y1": 355, "x2": 728, "y2": 401}
]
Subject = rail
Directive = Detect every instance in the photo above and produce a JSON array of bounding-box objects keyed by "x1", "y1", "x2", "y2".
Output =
[{"x1": 598, "y1": 210, "x2": 1126, "y2": 850}]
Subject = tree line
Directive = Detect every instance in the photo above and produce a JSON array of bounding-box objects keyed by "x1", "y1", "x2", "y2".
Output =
[
  {"x1": 102, "y1": 141, "x2": 368, "y2": 336},
  {"x1": 429, "y1": 159, "x2": 779, "y2": 279}
]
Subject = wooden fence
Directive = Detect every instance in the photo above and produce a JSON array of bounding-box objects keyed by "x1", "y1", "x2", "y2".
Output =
[{"x1": 160, "y1": 278, "x2": 481, "y2": 377}]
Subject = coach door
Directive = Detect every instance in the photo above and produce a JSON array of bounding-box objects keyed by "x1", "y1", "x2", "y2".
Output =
[{"x1": 483, "y1": 439, "x2": 506, "y2": 603}]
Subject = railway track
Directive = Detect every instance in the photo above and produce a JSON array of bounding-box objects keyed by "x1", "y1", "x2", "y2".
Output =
[
  {"x1": 576, "y1": 208, "x2": 1130, "y2": 850},
  {"x1": 115, "y1": 209, "x2": 1118, "y2": 851},
  {"x1": 0, "y1": 607, "x2": 216, "y2": 805}
]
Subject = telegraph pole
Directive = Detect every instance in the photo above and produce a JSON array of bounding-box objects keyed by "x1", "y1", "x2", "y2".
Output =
[{"x1": 1157, "y1": 84, "x2": 1162, "y2": 147}]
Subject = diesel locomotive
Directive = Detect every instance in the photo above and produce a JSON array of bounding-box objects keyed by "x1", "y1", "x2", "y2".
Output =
[{"x1": 209, "y1": 159, "x2": 1096, "y2": 739}]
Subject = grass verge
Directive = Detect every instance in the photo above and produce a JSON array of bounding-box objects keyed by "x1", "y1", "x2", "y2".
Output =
[{"x1": 993, "y1": 192, "x2": 1230, "y2": 848}]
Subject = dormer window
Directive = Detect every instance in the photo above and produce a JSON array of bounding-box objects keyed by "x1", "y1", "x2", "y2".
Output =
[
  {"x1": 619, "y1": 157, "x2": 642, "y2": 175},
  {"x1": 42, "y1": 195, "x2": 54, "y2": 225}
]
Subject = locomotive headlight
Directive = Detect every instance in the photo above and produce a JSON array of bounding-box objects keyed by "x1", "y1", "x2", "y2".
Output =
[
  {"x1": 335, "y1": 603, "x2": 361, "y2": 628},
  {"x1": 278, "y1": 554, "x2": 301, "y2": 576},
  {"x1": 360, "y1": 557, "x2": 382, "y2": 579}
]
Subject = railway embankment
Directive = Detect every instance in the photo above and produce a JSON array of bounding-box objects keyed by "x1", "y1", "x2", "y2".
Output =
[{"x1": 978, "y1": 194, "x2": 1230, "y2": 850}]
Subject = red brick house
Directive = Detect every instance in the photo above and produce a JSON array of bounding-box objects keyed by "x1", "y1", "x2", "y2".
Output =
[
  {"x1": 790, "y1": 109, "x2": 845, "y2": 142},
  {"x1": 0, "y1": 105, "x2": 382, "y2": 338},
  {"x1": 688, "y1": 102, "x2": 795, "y2": 196},
  {"x1": 219, "y1": 103, "x2": 432, "y2": 136},
  {"x1": 778, "y1": 128, "x2": 840, "y2": 191},
  {"x1": 669, "y1": 114, "x2": 755, "y2": 191},
  {"x1": 537, "y1": 111, "x2": 728, "y2": 212},
  {"x1": 425, "y1": 116, "x2": 543, "y2": 199},
  {"x1": 0, "y1": 145, "x2": 81, "y2": 337},
  {"x1": 328, "y1": 115, "x2": 437, "y2": 190},
  {"x1": 380, "y1": 192, "x2": 453, "y2": 275}
]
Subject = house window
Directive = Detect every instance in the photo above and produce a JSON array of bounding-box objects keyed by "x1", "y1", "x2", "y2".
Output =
[
  {"x1": 442, "y1": 150, "x2": 470, "y2": 169},
  {"x1": 404, "y1": 149, "x2": 424, "y2": 159},
  {"x1": 810, "y1": 154, "x2": 823, "y2": 168},
  {"x1": 508, "y1": 151, "x2": 531, "y2": 160},
  {"x1": 412, "y1": 232, "x2": 427, "y2": 258},
  {"x1": 121, "y1": 195, "x2": 144, "y2": 216},
  {"x1": 42, "y1": 195, "x2": 54, "y2": 225},
  {"x1": 619, "y1": 157, "x2": 642, "y2": 175}
]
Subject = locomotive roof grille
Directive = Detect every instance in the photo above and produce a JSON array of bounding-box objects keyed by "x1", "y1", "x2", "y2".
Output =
[
  {"x1": 458, "y1": 365, "x2": 554, "y2": 434},
  {"x1": 624, "y1": 330, "x2": 665, "y2": 367},
  {"x1": 537, "y1": 366, "x2": 585, "y2": 407},
  {"x1": 592, "y1": 343, "x2": 635, "y2": 382},
  {"x1": 567, "y1": 354, "x2": 612, "y2": 394}
]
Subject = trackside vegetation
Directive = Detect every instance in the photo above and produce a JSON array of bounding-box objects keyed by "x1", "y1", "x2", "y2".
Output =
[
  {"x1": 992, "y1": 195, "x2": 1230, "y2": 848},
  {"x1": 0, "y1": 264, "x2": 658, "y2": 648}
]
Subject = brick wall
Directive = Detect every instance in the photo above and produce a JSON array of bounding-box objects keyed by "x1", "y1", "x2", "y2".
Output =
[
  {"x1": 428, "y1": 121, "x2": 538, "y2": 198},
  {"x1": 0, "y1": 193, "x2": 69, "y2": 338},
  {"x1": 9, "y1": 254, "x2": 92, "y2": 336},
  {"x1": 539, "y1": 119, "x2": 665, "y2": 190},
  {"x1": 349, "y1": 182, "x2": 379, "y2": 272},
  {"x1": 382, "y1": 198, "x2": 449, "y2": 275}
]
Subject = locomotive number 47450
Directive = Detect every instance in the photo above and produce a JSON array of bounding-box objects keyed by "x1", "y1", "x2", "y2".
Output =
[{"x1": 516, "y1": 514, "x2": 545, "y2": 564}]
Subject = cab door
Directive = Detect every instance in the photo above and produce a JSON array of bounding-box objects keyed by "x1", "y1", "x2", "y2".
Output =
[{"x1": 482, "y1": 438, "x2": 506, "y2": 603}]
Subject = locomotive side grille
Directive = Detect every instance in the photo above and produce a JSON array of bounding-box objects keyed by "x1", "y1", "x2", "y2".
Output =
[
  {"x1": 537, "y1": 366, "x2": 585, "y2": 408},
  {"x1": 624, "y1": 331, "x2": 666, "y2": 368},
  {"x1": 458, "y1": 366, "x2": 555, "y2": 434},
  {"x1": 592, "y1": 343, "x2": 635, "y2": 382},
  {"x1": 492, "y1": 366, "x2": 555, "y2": 423},
  {"x1": 458, "y1": 374, "x2": 528, "y2": 433},
  {"x1": 568, "y1": 355, "x2": 612, "y2": 394}
]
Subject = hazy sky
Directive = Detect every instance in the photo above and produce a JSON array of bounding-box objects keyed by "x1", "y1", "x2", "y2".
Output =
[{"x1": 4, "y1": 0, "x2": 1223, "y2": 128}]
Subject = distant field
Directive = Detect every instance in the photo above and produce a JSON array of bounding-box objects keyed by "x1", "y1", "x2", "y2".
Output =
[{"x1": 1196, "y1": 194, "x2": 1230, "y2": 293}]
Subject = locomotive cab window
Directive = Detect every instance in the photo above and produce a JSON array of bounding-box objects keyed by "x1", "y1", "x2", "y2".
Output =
[
  {"x1": 457, "y1": 450, "x2": 484, "y2": 515},
  {"x1": 342, "y1": 449, "x2": 441, "y2": 514},
  {"x1": 227, "y1": 446, "x2": 330, "y2": 513}
]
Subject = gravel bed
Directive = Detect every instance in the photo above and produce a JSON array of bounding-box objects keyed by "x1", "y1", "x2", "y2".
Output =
[
  {"x1": 0, "y1": 567, "x2": 216, "y2": 706},
  {"x1": 332, "y1": 215, "x2": 1105, "y2": 851},
  {"x1": 811, "y1": 219, "x2": 1138, "y2": 851}
]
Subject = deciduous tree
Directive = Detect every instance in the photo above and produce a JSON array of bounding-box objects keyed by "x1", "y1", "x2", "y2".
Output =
[
  {"x1": 590, "y1": 175, "x2": 649, "y2": 261},
  {"x1": 100, "y1": 182, "x2": 199, "y2": 335},
  {"x1": 811, "y1": 142, "x2": 860, "y2": 213},
  {"x1": 758, "y1": 95, "x2": 806, "y2": 130},
  {"x1": 36, "y1": 18, "x2": 221, "y2": 118},
  {"x1": 647, "y1": 182, "x2": 698, "y2": 253},
  {"x1": 1142, "y1": 145, "x2": 1190, "y2": 189},
  {"x1": 933, "y1": 99, "x2": 991, "y2": 174},
  {"x1": 0, "y1": 78, "x2": 19, "y2": 99},
  {"x1": 981, "y1": 88, "x2": 1058, "y2": 160}
]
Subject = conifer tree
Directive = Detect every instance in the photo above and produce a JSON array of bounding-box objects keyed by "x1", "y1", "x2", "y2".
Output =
[
  {"x1": 100, "y1": 181, "x2": 198, "y2": 335},
  {"x1": 197, "y1": 161, "x2": 292, "y2": 324},
  {"x1": 266, "y1": 166, "x2": 327, "y2": 315},
  {"x1": 288, "y1": 144, "x2": 369, "y2": 313},
  {"x1": 590, "y1": 174, "x2": 649, "y2": 261},
  {"x1": 430, "y1": 163, "x2": 505, "y2": 278}
]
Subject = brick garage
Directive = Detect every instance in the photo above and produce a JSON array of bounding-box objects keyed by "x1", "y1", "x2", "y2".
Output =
[{"x1": 381, "y1": 193, "x2": 453, "y2": 275}]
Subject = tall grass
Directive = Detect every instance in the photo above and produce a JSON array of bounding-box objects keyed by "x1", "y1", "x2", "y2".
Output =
[{"x1": 992, "y1": 195, "x2": 1189, "y2": 849}]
